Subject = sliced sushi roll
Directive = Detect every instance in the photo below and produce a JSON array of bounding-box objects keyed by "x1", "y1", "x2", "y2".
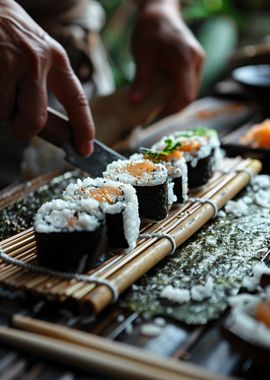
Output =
[
  {"x1": 34, "y1": 199, "x2": 106, "y2": 272},
  {"x1": 136, "y1": 137, "x2": 188, "y2": 204},
  {"x1": 103, "y1": 159, "x2": 172, "y2": 221},
  {"x1": 64, "y1": 178, "x2": 140, "y2": 251},
  {"x1": 155, "y1": 128, "x2": 221, "y2": 188}
]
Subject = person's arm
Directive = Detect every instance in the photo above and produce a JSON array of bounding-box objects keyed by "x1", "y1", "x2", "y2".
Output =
[
  {"x1": 0, "y1": 0, "x2": 94, "y2": 156},
  {"x1": 131, "y1": 0, "x2": 205, "y2": 115}
]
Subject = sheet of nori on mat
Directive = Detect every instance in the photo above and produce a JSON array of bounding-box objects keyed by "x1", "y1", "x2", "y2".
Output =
[
  {"x1": 121, "y1": 175, "x2": 270, "y2": 325},
  {"x1": 0, "y1": 170, "x2": 84, "y2": 240}
]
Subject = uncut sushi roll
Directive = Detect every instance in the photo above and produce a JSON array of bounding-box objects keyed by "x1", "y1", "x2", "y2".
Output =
[
  {"x1": 63, "y1": 178, "x2": 140, "y2": 251},
  {"x1": 103, "y1": 159, "x2": 173, "y2": 221},
  {"x1": 171, "y1": 127, "x2": 222, "y2": 188},
  {"x1": 34, "y1": 199, "x2": 106, "y2": 272},
  {"x1": 134, "y1": 137, "x2": 188, "y2": 204}
]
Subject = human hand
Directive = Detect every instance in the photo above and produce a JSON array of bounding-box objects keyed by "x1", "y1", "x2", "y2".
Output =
[
  {"x1": 131, "y1": 0, "x2": 205, "y2": 116},
  {"x1": 0, "y1": 0, "x2": 94, "y2": 156}
]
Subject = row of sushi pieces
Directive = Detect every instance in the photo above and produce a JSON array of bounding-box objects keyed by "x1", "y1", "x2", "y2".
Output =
[{"x1": 34, "y1": 127, "x2": 222, "y2": 273}]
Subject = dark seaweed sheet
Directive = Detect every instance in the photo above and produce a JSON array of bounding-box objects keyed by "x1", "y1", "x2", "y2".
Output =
[
  {"x1": 0, "y1": 170, "x2": 83, "y2": 240},
  {"x1": 121, "y1": 178, "x2": 270, "y2": 325}
]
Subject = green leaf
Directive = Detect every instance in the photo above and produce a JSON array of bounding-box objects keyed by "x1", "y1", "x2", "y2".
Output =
[{"x1": 141, "y1": 139, "x2": 181, "y2": 161}]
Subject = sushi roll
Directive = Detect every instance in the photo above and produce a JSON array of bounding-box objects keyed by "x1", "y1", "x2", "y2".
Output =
[
  {"x1": 34, "y1": 199, "x2": 106, "y2": 272},
  {"x1": 63, "y1": 178, "x2": 140, "y2": 251},
  {"x1": 172, "y1": 127, "x2": 222, "y2": 188},
  {"x1": 136, "y1": 137, "x2": 188, "y2": 204},
  {"x1": 103, "y1": 159, "x2": 172, "y2": 221}
]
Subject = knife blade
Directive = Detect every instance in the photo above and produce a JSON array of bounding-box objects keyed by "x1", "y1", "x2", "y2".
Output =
[{"x1": 38, "y1": 107, "x2": 126, "y2": 178}]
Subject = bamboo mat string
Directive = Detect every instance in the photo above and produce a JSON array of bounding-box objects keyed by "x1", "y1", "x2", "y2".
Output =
[
  {"x1": 139, "y1": 233, "x2": 176, "y2": 255},
  {"x1": 0, "y1": 250, "x2": 119, "y2": 302},
  {"x1": 187, "y1": 197, "x2": 218, "y2": 218}
]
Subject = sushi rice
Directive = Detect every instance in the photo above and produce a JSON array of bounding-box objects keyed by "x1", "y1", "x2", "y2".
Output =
[
  {"x1": 34, "y1": 198, "x2": 103, "y2": 233},
  {"x1": 63, "y1": 177, "x2": 140, "y2": 251}
]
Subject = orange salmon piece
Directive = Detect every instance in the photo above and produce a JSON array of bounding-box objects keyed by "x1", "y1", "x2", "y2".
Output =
[
  {"x1": 256, "y1": 300, "x2": 270, "y2": 328},
  {"x1": 241, "y1": 119, "x2": 270, "y2": 149},
  {"x1": 87, "y1": 186, "x2": 122, "y2": 204},
  {"x1": 124, "y1": 161, "x2": 156, "y2": 177},
  {"x1": 178, "y1": 140, "x2": 201, "y2": 152}
]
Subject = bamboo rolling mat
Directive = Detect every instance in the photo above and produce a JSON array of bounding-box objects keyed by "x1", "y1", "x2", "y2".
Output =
[{"x1": 0, "y1": 157, "x2": 262, "y2": 314}]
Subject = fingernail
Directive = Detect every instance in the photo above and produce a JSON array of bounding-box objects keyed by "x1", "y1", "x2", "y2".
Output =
[{"x1": 81, "y1": 140, "x2": 93, "y2": 157}]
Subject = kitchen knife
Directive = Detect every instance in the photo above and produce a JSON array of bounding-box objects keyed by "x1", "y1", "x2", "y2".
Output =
[{"x1": 39, "y1": 107, "x2": 126, "y2": 178}]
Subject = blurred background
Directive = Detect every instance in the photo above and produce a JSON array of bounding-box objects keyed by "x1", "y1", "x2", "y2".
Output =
[{"x1": 99, "y1": 0, "x2": 270, "y2": 95}]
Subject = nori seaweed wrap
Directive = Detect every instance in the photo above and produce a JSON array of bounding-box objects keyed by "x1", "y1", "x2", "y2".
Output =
[
  {"x1": 186, "y1": 152, "x2": 215, "y2": 188},
  {"x1": 103, "y1": 159, "x2": 173, "y2": 221},
  {"x1": 34, "y1": 199, "x2": 106, "y2": 272},
  {"x1": 63, "y1": 178, "x2": 140, "y2": 251},
  {"x1": 136, "y1": 137, "x2": 188, "y2": 204}
]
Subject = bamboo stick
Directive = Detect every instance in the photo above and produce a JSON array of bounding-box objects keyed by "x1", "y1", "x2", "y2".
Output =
[
  {"x1": 23, "y1": 274, "x2": 53, "y2": 290},
  {"x1": 0, "y1": 248, "x2": 36, "y2": 273},
  {"x1": 0, "y1": 253, "x2": 36, "y2": 281},
  {"x1": 2, "y1": 241, "x2": 35, "y2": 256},
  {"x1": 12, "y1": 315, "x2": 238, "y2": 379},
  {"x1": 0, "y1": 228, "x2": 33, "y2": 248},
  {"x1": 1, "y1": 236, "x2": 35, "y2": 252},
  {"x1": 0, "y1": 327, "x2": 236, "y2": 380}
]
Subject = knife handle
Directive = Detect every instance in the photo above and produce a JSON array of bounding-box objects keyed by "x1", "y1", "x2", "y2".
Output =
[{"x1": 39, "y1": 107, "x2": 72, "y2": 148}]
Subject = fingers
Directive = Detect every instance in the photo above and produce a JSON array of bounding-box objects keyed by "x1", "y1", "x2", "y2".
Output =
[
  {"x1": 131, "y1": 7, "x2": 205, "y2": 117},
  {"x1": 48, "y1": 43, "x2": 95, "y2": 157},
  {"x1": 0, "y1": 10, "x2": 49, "y2": 139},
  {"x1": 0, "y1": 38, "x2": 21, "y2": 120},
  {"x1": 0, "y1": 79, "x2": 17, "y2": 121},
  {"x1": 168, "y1": 61, "x2": 199, "y2": 115},
  {"x1": 9, "y1": 73, "x2": 48, "y2": 140},
  {"x1": 0, "y1": 3, "x2": 94, "y2": 157},
  {"x1": 130, "y1": 50, "x2": 155, "y2": 104}
]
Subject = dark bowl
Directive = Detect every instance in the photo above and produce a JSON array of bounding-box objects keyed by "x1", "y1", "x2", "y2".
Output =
[{"x1": 232, "y1": 64, "x2": 270, "y2": 116}]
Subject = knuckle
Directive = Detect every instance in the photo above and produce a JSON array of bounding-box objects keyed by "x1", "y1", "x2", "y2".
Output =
[
  {"x1": 181, "y1": 45, "x2": 196, "y2": 63},
  {"x1": 34, "y1": 109, "x2": 47, "y2": 129},
  {"x1": 193, "y1": 45, "x2": 205, "y2": 64},
  {"x1": 198, "y1": 46, "x2": 206, "y2": 61},
  {"x1": 28, "y1": 44, "x2": 49, "y2": 77},
  {"x1": 52, "y1": 42, "x2": 70, "y2": 67},
  {"x1": 30, "y1": 103, "x2": 47, "y2": 130},
  {"x1": 72, "y1": 91, "x2": 89, "y2": 109}
]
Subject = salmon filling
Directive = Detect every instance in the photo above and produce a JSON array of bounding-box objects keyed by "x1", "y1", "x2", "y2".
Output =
[
  {"x1": 256, "y1": 300, "x2": 270, "y2": 328},
  {"x1": 87, "y1": 186, "x2": 123, "y2": 204},
  {"x1": 122, "y1": 161, "x2": 156, "y2": 178},
  {"x1": 178, "y1": 140, "x2": 202, "y2": 152}
]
